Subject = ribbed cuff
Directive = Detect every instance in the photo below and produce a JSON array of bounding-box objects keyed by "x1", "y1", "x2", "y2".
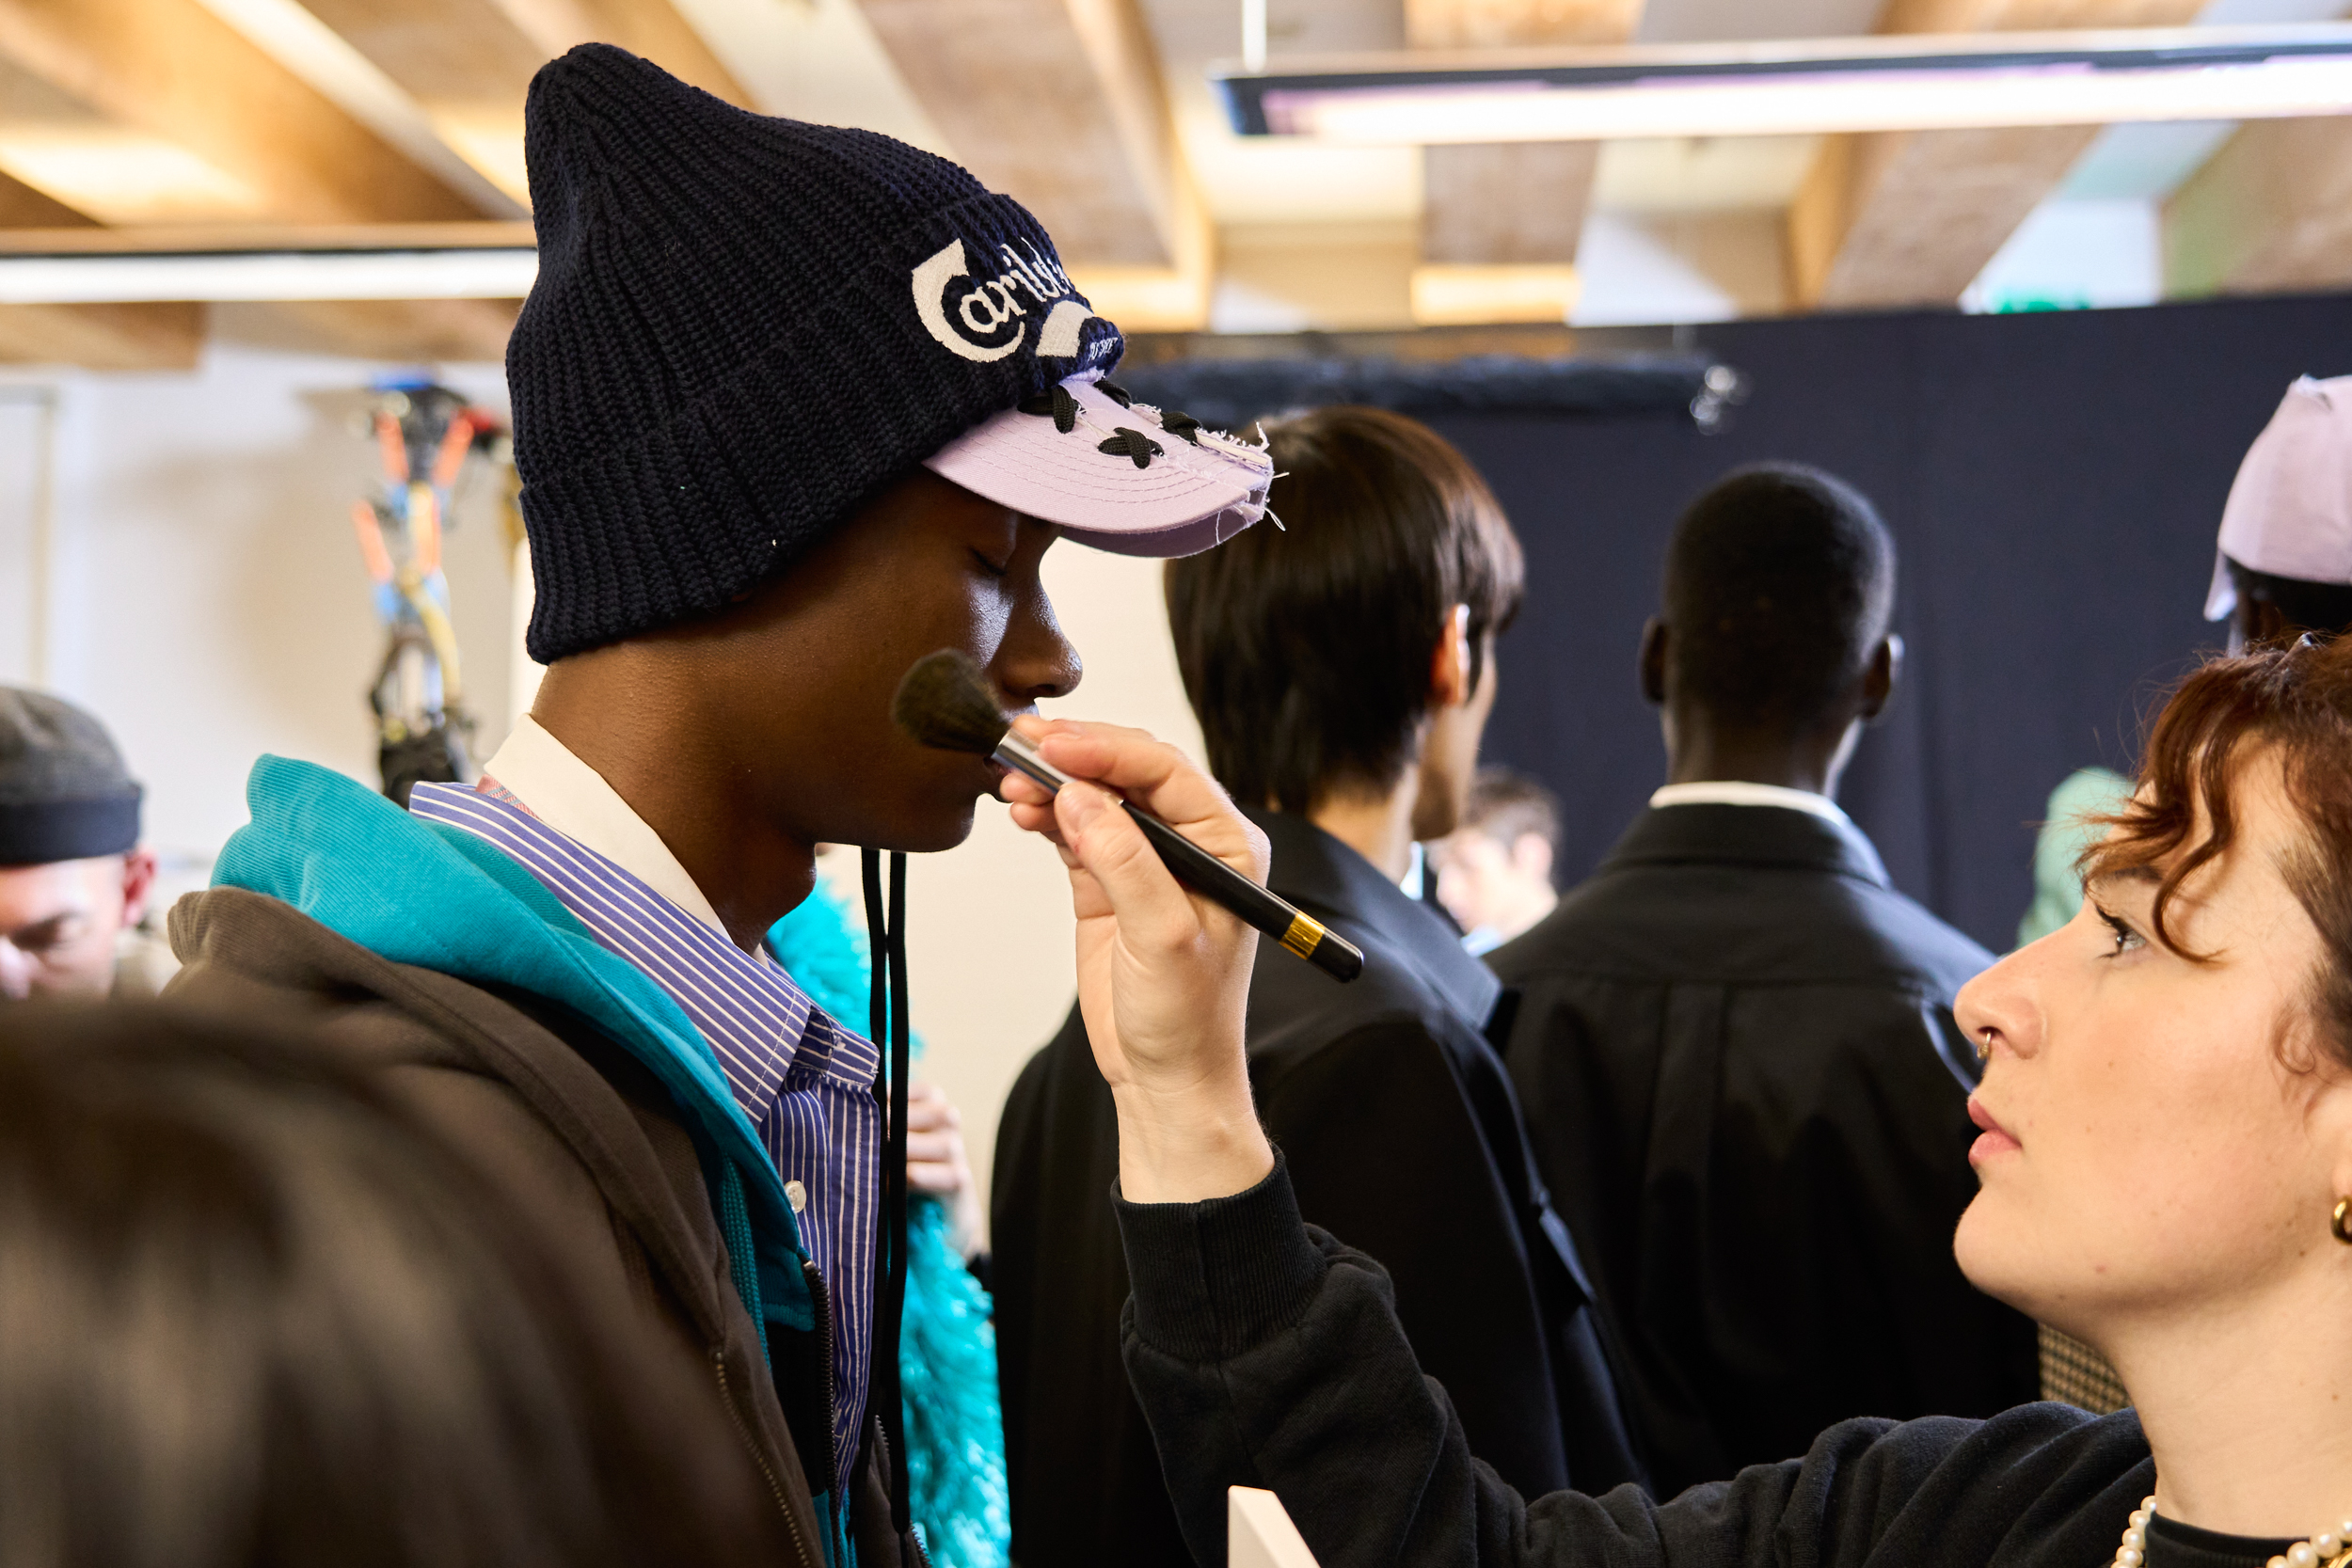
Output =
[
  {"x1": 1113, "y1": 1155, "x2": 1327, "y2": 1363},
  {"x1": 0, "y1": 793, "x2": 139, "y2": 866}
]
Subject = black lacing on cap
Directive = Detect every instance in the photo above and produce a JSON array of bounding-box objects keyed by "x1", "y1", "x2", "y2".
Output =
[
  {"x1": 1017, "y1": 380, "x2": 1205, "y2": 470},
  {"x1": 1099, "y1": 427, "x2": 1164, "y2": 468},
  {"x1": 1018, "y1": 385, "x2": 1080, "y2": 433}
]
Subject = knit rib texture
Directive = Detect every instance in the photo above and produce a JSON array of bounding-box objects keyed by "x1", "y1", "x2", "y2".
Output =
[
  {"x1": 1113, "y1": 1154, "x2": 1329, "y2": 1363},
  {"x1": 508, "y1": 43, "x2": 1125, "y2": 661}
]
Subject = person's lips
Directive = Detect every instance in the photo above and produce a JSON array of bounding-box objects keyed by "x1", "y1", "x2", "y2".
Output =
[{"x1": 1967, "y1": 1096, "x2": 2021, "y2": 1163}]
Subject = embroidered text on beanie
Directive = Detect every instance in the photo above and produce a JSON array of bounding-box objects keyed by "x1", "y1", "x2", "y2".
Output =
[{"x1": 508, "y1": 44, "x2": 1123, "y2": 662}]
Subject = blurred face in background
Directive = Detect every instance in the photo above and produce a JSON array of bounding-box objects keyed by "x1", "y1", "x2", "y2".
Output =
[
  {"x1": 0, "y1": 851, "x2": 155, "y2": 1000},
  {"x1": 1431, "y1": 822, "x2": 1556, "y2": 946}
]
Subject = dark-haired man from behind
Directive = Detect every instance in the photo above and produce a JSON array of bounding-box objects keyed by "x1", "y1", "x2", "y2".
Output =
[
  {"x1": 992, "y1": 406, "x2": 1643, "y2": 1568},
  {"x1": 1493, "y1": 463, "x2": 2040, "y2": 1498}
]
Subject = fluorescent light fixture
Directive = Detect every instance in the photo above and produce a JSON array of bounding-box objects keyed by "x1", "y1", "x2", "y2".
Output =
[
  {"x1": 0, "y1": 249, "x2": 539, "y2": 304},
  {"x1": 1216, "y1": 24, "x2": 2352, "y2": 143}
]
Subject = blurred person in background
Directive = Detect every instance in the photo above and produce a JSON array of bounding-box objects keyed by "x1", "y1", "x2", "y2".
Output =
[
  {"x1": 0, "y1": 687, "x2": 161, "y2": 1001},
  {"x1": 1493, "y1": 463, "x2": 2038, "y2": 1497},
  {"x1": 992, "y1": 406, "x2": 1643, "y2": 1568},
  {"x1": 1431, "y1": 766, "x2": 1563, "y2": 955},
  {"x1": 0, "y1": 1003, "x2": 769, "y2": 1568},
  {"x1": 2023, "y1": 371, "x2": 2352, "y2": 1414}
]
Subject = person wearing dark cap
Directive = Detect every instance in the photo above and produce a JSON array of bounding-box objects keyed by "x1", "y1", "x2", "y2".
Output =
[
  {"x1": 162, "y1": 41, "x2": 1268, "y2": 1568},
  {"x1": 1491, "y1": 464, "x2": 2039, "y2": 1497},
  {"x1": 0, "y1": 687, "x2": 158, "y2": 1001}
]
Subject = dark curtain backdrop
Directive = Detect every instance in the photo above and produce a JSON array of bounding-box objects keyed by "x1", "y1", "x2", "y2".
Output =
[{"x1": 1418, "y1": 292, "x2": 2352, "y2": 954}]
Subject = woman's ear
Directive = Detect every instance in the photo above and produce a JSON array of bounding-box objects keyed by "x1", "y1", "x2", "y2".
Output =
[{"x1": 1430, "y1": 604, "x2": 1472, "y2": 709}]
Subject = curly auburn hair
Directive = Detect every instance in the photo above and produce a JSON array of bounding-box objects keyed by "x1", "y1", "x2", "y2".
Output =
[{"x1": 2087, "y1": 632, "x2": 2352, "y2": 1074}]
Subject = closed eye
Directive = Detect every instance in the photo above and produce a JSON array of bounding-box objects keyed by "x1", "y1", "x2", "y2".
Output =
[{"x1": 970, "y1": 547, "x2": 1010, "y2": 579}]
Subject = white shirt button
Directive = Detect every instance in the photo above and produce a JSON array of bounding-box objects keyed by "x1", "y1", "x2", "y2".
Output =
[{"x1": 785, "y1": 1180, "x2": 808, "y2": 1214}]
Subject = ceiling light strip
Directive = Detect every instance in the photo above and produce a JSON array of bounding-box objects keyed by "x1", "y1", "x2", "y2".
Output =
[
  {"x1": 0, "y1": 249, "x2": 540, "y2": 304},
  {"x1": 1216, "y1": 24, "x2": 2352, "y2": 142}
]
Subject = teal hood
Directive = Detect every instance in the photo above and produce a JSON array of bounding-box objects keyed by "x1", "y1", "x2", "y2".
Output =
[{"x1": 212, "y1": 755, "x2": 812, "y2": 1338}]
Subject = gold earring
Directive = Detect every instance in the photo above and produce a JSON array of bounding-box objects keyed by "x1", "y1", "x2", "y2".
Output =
[{"x1": 2334, "y1": 1196, "x2": 2352, "y2": 1245}]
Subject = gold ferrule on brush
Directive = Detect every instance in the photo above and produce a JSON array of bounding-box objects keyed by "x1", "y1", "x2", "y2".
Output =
[{"x1": 1279, "y1": 912, "x2": 1326, "y2": 961}]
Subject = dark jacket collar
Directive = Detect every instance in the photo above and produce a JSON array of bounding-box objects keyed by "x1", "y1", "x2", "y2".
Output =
[
  {"x1": 1248, "y1": 807, "x2": 1502, "y2": 1028},
  {"x1": 1602, "y1": 800, "x2": 1893, "y2": 889}
]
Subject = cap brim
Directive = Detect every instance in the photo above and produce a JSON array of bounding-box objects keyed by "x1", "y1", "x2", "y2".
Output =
[
  {"x1": 923, "y1": 376, "x2": 1270, "y2": 560},
  {"x1": 2203, "y1": 546, "x2": 2235, "y2": 622}
]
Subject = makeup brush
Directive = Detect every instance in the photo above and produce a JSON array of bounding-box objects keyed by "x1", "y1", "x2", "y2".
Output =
[{"x1": 892, "y1": 649, "x2": 1365, "y2": 983}]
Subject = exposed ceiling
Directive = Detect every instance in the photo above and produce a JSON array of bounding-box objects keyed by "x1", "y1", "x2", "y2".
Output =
[{"x1": 0, "y1": 0, "x2": 2347, "y2": 368}]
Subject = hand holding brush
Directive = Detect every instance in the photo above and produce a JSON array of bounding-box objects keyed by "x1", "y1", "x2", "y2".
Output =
[{"x1": 892, "y1": 649, "x2": 1365, "y2": 983}]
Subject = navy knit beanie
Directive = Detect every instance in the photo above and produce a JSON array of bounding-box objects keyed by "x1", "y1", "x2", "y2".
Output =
[{"x1": 509, "y1": 44, "x2": 1125, "y2": 662}]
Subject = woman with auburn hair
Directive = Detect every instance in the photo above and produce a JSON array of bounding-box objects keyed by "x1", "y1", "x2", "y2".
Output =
[{"x1": 989, "y1": 631, "x2": 2352, "y2": 1568}]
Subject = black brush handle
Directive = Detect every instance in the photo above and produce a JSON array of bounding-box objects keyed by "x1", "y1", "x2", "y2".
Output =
[
  {"x1": 1123, "y1": 803, "x2": 1366, "y2": 983},
  {"x1": 993, "y1": 730, "x2": 1364, "y2": 983}
]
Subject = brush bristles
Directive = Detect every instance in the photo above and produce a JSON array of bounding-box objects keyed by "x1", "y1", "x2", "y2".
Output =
[{"x1": 892, "y1": 649, "x2": 1010, "y2": 756}]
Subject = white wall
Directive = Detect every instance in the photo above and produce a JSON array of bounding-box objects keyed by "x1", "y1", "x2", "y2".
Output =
[
  {"x1": 4, "y1": 341, "x2": 515, "y2": 904},
  {"x1": 9, "y1": 341, "x2": 1190, "y2": 1240}
]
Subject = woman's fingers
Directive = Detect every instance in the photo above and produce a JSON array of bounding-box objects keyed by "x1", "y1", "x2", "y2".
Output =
[{"x1": 1015, "y1": 718, "x2": 1267, "y2": 884}]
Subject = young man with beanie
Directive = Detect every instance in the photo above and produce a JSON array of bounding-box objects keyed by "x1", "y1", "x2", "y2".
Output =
[
  {"x1": 992, "y1": 406, "x2": 1643, "y2": 1568},
  {"x1": 0, "y1": 687, "x2": 159, "y2": 1000},
  {"x1": 165, "y1": 42, "x2": 1268, "y2": 1568}
]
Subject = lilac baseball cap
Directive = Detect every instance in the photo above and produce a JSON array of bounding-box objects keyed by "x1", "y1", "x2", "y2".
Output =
[
  {"x1": 924, "y1": 372, "x2": 1273, "y2": 558},
  {"x1": 2206, "y1": 374, "x2": 2352, "y2": 621}
]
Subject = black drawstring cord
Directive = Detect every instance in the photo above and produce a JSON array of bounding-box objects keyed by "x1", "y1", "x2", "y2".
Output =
[{"x1": 861, "y1": 848, "x2": 915, "y2": 1543}]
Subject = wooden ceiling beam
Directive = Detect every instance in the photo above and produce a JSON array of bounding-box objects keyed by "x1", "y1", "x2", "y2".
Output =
[
  {"x1": 2163, "y1": 117, "x2": 2352, "y2": 298},
  {"x1": 0, "y1": 0, "x2": 486, "y2": 225},
  {"x1": 1405, "y1": 0, "x2": 1642, "y2": 48},
  {"x1": 1786, "y1": 0, "x2": 2203, "y2": 311},
  {"x1": 854, "y1": 0, "x2": 1203, "y2": 272},
  {"x1": 0, "y1": 299, "x2": 201, "y2": 368},
  {"x1": 214, "y1": 294, "x2": 522, "y2": 360},
  {"x1": 1418, "y1": 0, "x2": 1645, "y2": 270},
  {"x1": 0, "y1": 166, "x2": 94, "y2": 227}
]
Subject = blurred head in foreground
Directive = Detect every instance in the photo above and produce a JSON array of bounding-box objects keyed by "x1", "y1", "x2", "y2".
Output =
[
  {"x1": 2206, "y1": 373, "x2": 2352, "y2": 649},
  {"x1": 0, "y1": 1005, "x2": 766, "y2": 1568},
  {"x1": 1957, "y1": 632, "x2": 2352, "y2": 1404},
  {"x1": 1643, "y1": 464, "x2": 1899, "y2": 799},
  {"x1": 1167, "y1": 405, "x2": 1524, "y2": 862},
  {"x1": 0, "y1": 689, "x2": 156, "y2": 1001},
  {"x1": 1431, "y1": 767, "x2": 1561, "y2": 953}
]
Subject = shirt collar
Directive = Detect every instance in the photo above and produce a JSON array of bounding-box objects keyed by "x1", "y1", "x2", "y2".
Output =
[
  {"x1": 1649, "y1": 780, "x2": 1853, "y2": 830},
  {"x1": 480, "y1": 716, "x2": 734, "y2": 941}
]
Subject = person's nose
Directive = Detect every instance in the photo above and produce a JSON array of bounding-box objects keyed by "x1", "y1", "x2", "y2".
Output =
[
  {"x1": 0, "y1": 940, "x2": 33, "y2": 1002},
  {"x1": 1955, "y1": 943, "x2": 2046, "y2": 1064},
  {"x1": 999, "y1": 586, "x2": 1081, "y2": 706}
]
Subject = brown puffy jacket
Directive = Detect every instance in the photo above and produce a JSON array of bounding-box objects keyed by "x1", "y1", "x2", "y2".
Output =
[{"x1": 167, "y1": 885, "x2": 922, "y2": 1568}]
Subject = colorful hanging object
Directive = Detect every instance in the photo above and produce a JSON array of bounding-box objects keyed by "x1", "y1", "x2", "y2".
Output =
[{"x1": 351, "y1": 377, "x2": 509, "y2": 805}]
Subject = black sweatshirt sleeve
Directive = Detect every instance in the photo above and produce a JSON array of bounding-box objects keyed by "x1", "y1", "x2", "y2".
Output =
[{"x1": 1114, "y1": 1160, "x2": 2152, "y2": 1568}]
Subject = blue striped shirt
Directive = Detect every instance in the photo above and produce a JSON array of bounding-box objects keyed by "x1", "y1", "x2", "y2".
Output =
[{"x1": 409, "y1": 780, "x2": 881, "y2": 1496}]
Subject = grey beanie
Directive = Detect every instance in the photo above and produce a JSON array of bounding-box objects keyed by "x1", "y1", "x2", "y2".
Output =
[{"x1": 0, "y1": 688, "x2": 141, "y2": 866}]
